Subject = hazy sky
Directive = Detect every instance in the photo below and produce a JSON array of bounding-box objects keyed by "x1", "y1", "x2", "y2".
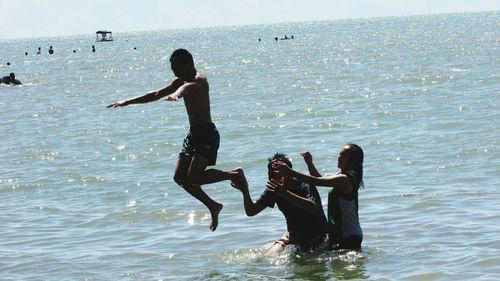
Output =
[{"x1": 1, "y1": 0, "x2": 498, "y2": 39}]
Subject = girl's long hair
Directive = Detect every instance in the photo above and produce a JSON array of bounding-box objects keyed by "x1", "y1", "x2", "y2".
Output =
[{"x1": 346, "y1": 144, "x2": 364, "y2": 190}]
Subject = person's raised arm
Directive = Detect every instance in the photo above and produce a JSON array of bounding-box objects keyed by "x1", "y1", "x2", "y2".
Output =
[
  {"x1": 107, "y1": 78, "x2": 184, "y2": 108},
  {"x1": 301, "y1": 151, "x2": 322, "y2": 177}
]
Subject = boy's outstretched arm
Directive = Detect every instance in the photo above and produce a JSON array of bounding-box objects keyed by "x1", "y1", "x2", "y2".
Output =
[{"x1": 107, "y1": 78, "x2": 184, "y2": 108}]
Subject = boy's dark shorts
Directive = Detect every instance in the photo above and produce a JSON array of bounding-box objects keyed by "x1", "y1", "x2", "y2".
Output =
[{"x1": 179, "y1": 123, "x2": 220, "y2": 166}]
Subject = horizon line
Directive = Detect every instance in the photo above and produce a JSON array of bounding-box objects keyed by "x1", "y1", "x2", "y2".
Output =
[{"x1": 1, "y1": 9, "x2": 497, "y2": 41}]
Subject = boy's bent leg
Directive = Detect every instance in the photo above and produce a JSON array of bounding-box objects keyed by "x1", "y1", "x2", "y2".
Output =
[
  {"x1": 173, "y1": 156, "x2": 191, "y2": 186},
  {"x1": 184, "y1": 153, "x2": 223, "y2": 231},
  {"x1": 201, "y1": 168, "x2": 247, "y2": 190}
]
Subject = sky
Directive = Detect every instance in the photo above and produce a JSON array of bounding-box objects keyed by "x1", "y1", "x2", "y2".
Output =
[{"x1": 1, "y1": 0, "x2": 499, "y2": 39}]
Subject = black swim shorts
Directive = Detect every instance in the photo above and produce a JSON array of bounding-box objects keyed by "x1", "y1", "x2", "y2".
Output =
[{"x1": 179, "y1": 123, "x2": 220, "y2": 166}]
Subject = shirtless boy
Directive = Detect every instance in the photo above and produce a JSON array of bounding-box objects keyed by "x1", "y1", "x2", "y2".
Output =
[{"x1": 107, "y1": 49, "x2": 245, "y2": 231}]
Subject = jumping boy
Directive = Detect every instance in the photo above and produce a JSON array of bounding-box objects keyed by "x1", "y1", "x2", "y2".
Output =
[{"x1": 107, "y1": 49, "x2": 245, "y2": 231}]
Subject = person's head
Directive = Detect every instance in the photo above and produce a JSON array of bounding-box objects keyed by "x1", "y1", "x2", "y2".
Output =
[
  {"x1": 267, "y1": 153, "x2": 292, "y2": 180},
  {"x1": 169, "y1": 49, "x2": 195, "y2": 80},
  {"x1": 9, "y1": 72, "x2": 15, "y2": 80},
  {"x1": 337, "y1": 144, "x2": 364, "y2": 189}
]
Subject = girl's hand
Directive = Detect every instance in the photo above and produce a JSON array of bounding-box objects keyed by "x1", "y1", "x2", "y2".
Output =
[
  {"x1": 271, "y1": 161, "x2": 290, "y2": 176},
  {"x1": 301, "y1": 151, "x2": 313, "y2": 164}
]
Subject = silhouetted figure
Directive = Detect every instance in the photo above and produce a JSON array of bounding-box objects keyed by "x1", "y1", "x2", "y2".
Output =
[
  {"x1": 25, "y1": 52, "x2": 28, "y2": 56},
  {"x1": 36, "y1": 47, "x2": 41, "y2": 55},
  {"x1": 275, "y1": 37, "x2": 278, "y2": 42},
  {"x1": 258, "y1": 38, "x2": 261, "y2": 42},
  {"x1": 1, "y1": 72, "x2": 22, "y2": 85},
  {"x1": 73, "y1": 50, "x2": 76, "y2": 53},
  {"x1": 48, "y1": 46, "x2": 54, "y2": 55},
  {"x1": 6, "y1": 62, "x2": 10, "y2": 66},
  {"x1": 92, "y1": 45, "x2": 96, "y2": 53}
]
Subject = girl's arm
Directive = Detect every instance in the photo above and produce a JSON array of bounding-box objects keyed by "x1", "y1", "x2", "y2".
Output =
[
  {"x1": 273, "y1": 161, "x2": 353, "y2": 194},
  {"x1": 301, "y1": 151, "x2": 322, "y2": 177}
]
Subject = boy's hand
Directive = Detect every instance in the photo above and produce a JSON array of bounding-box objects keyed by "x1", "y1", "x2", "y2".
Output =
[
  {"x1": 266, "y1": 179, "x2": 286, "y2": 197},
  {"x1": 165, "y1": 94, "x2": 179, "y2": 101},
  {"x1": 107, "y1": 100, "x2": 127, "y2": 108}
]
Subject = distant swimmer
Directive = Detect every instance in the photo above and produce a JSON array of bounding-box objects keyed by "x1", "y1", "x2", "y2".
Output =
[
  {"x1": 36, "y1": 47, "x2": 41, "y2": 55},
  {"x1": 92, "y1": 45, "x2": 96, "y2": 53},
  {"x1": 48, "y1": 46, "x2": 54, "y2": 54},
  {"x1": 1, "y1": 73, "x2": 22, "y2": 85},
  {"x1": 107, "y1": 49, "x2": 246, "y2": 231}
]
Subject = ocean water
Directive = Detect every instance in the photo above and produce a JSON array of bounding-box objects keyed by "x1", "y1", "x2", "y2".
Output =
[{"x1": 1, "y1": 11, "x2": 499, "y2": 280}]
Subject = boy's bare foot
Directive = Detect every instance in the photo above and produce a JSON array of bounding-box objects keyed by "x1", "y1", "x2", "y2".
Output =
[
  {"x1": 209, "y1": 203, "x2": 223, "y2": 231},
  {"x1": 230, "y1": 168, "x2": 247, "y2": 191}
]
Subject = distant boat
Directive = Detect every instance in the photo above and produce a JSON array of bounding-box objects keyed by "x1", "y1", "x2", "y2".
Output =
[{"x1": 96, "y1": 31, "x2": 113, "y2": 42}]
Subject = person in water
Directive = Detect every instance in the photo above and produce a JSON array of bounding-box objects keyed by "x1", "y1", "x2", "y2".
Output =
[
  {"x1": 237, "y1": 153, "x2": 327, "y2": 253},
  {"x1": 273, "y1": 145, "x2": 364, "y2": 250},
  {"x1": 107, "y1": 49, "x2": 246, "y2": 231},
  {"x1": 1, "y1": 73, "x2": 22, "y2": 85}
]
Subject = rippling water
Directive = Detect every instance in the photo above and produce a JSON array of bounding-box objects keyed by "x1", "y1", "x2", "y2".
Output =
[{"x1": 1, "y1": 11, "x2": 499, "y2": 280}]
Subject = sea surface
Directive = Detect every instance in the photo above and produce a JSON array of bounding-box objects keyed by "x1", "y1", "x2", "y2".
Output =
[{"x1": 1, "y1": 11, "x2": 499, "y2": 280}]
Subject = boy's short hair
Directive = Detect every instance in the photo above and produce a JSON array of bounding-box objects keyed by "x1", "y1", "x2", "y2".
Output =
[
  {"x1": 170, "y1": 49, "x2": 194, "y2": 65},
  {"x1": 268, "y1": 153, "x2": 292, "y2": 169}
]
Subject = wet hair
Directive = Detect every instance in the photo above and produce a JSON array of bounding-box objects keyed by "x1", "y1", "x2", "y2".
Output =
[
  {"x1": 268, "y1": 152, "x2": 292, "y2": 170},
  {"x1": 345, "y1": 144, "x2": 364, "y2": 189},
  {"x1": 169, "y1": 49, "x2": 194, "y2": 66}
]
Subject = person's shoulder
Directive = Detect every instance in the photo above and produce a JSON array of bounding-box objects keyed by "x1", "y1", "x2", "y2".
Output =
[
  {"x1": 193, "y1": 73, "x2": 208, "y2": 90},
  {"x1": 195, "y1": 73, "x2": 207, "y2": 82}
]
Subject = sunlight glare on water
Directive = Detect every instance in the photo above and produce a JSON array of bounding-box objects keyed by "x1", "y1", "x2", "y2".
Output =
[{"x1": 1, "y1": 11, "x2": 499, "y2": 280}]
